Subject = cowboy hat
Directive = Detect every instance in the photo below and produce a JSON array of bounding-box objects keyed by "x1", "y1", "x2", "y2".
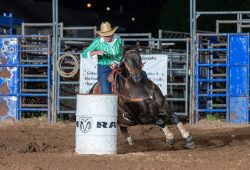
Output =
[{"x1": 96, "y1": 22, "x2": 118, "y2": 36}]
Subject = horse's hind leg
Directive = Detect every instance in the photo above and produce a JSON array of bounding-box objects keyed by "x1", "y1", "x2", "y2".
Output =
[
  {"x1": 171, "y1": 113, "x2": 194, "y2": 148},
  {"x1": 155, "y1": 116, "x2": 175, "y2": 147},
  {"x1": 119, "y1": 126, "x2": 134, "y2": 145}
]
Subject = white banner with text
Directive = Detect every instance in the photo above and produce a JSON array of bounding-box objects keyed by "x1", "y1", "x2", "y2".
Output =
[{"x1": 80, "y1": 54, "x2": 168, "y2": 95}]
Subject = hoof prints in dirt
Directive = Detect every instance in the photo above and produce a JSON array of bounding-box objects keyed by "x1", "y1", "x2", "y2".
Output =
[
  {"x1": 18, "y1": 142, "x2": 56, "y2": 153},
  {"x1": 0, "y1": 143, "x2": 5, "y2": 148},
  {"x1": 0, "y1": 143, "x2": 7, "y2": 154}
]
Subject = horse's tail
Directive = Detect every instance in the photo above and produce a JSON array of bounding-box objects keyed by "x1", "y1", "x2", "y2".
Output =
[
  {"x1": 164, "y1": 94, "x2": 173, "y2": 112},
  {"x1": 164, "y1": 94, "x2": 173, "y2": 100}
]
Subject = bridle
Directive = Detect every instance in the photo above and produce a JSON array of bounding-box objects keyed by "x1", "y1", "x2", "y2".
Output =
[
  {"x1": 122, "y1": 49, "x2": 144, "y2": 78},
  {"x1": 112, "y1": 49, "x2": 138, "y2": 81},
  {"x1": 114, "y1": 49, "x2": 152, "y2": 103},
  {"x1": 123, "y1": 49, "x2": 140, "y2": 70}
]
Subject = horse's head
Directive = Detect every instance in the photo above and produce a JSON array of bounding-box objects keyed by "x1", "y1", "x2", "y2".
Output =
[{"x1": 123, "y1": 48, "x2": 143, "y2": 83}]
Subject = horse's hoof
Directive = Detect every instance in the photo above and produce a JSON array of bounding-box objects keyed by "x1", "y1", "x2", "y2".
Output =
[
  {"x1": 127, "y1": 137, "x2": 134, "y2": 146},
  {"x1": 185, "y1": 141, "x2": 194, "y2": 149},
  {"x1": 166, "y1": 139, "x2": 175, "y2": 148},
  {"x1": 185, "y1": 136, "x2": 194, "y2": 149},
  {"x1": 128, "y1": 141, "x2": 134, "y2": 146}
]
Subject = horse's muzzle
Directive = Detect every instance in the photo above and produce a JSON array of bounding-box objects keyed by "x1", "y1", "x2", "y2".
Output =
[{"x1": 131, "y1": 72, "x2": 142, "y2": 83}]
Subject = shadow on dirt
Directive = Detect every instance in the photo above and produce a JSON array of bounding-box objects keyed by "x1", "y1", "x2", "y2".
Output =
[{"x1": 118, "y1": 127, "x2": 250, "y2": 154}]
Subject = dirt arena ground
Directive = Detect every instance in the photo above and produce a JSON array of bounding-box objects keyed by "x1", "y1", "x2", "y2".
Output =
[{"x1": 0, "y1": 119, "x2": 250, "y2": 170}]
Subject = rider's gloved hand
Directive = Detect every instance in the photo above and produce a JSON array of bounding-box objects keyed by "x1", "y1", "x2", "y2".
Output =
[
  {"x1": 110, "y1": 61, "x2": 121, "y2": 69},
  {"x1": 113, "y1": 60, "x2": 121, "y2": 65}
]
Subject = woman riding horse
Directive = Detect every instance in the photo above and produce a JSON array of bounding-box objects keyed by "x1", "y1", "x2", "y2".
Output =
[{"x1": 90, "y1": 46, "x2": 194, "y2": 149}]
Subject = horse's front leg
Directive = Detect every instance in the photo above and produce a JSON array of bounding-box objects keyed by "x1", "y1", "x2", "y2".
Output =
[
  {"x1": 155, "y1": 116, "x2": 175, "y2": 147},
  {"x1": 119, "y1": 126, "x2": 134, "y2": 145},
  {"x1": 171, "y1": 113, "x2": 194, "y2": 148},
  {"x1": 162, "y1": 125, "x2": 175, "y2": 147},
  {"x1": 118, "y1": 105, "x2": 137, "y2": 146}
]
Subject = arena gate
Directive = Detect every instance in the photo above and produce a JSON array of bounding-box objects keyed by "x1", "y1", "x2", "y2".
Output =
[
  {"x1": 195, "y1": 33, "x2": 249, "y2": 124},
  {"x1": 0, "y1": 35, "x2": 51, "y2": 121}
]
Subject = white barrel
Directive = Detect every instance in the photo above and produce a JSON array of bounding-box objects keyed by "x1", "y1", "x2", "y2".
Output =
[{"x1": 75, "y1": 94, "x2": 118, "y2": 155}]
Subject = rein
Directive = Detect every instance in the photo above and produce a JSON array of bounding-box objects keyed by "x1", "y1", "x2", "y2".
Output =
[
  {"x1": 113, "y1": 67, "x2": 131, "y2": 81},
  {"x1": 113, "y1": 67, "x2": 153, "y2": 103},
  {"x1": 114, "y1": 49, "x2": 151, "y2": 102}
]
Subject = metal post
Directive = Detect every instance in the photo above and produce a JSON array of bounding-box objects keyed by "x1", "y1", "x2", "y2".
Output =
[
  {"x1": 189, "y1": 0, "x2": 193, "y2": 124},
  {"x1": 47, "y1": 35, "x2": 52, "y2": 122},
  {"x1": 237, "y1": 14, "x2": 240, "y2": 33},
  {"x1": 189, "y1": 0, "x2": 196, "y2": 124},
  {"x1": 94, "y1": 26, "x2": 97, "y2": 38},
  {"x1": 186, "y1": 39, "x2": 189, "y2": 122},
  {"x1": 54, "y1": 0, "x2": 59, "y2": 123},
  {"x1": 52, "y1": 0, "x2": 58, "y2": 123},
  {"x1": 239, "y1": 14, "x2": 242, "y2": 33},
  {"x1": 21, "y1": 23, "x2": 25, "y2": 35},
  {"x1": 158, "y1": 29, "x2": 162, "y2": 49},
  {"x1": 216, "y1": 20, "x2": 219, "y2": 33},
  {"x1": 193, "y1": 0, "x2": 197, "y2": 124},
  {"x1": 195, "y1": 35, "x2": 199, "y2": 122}
]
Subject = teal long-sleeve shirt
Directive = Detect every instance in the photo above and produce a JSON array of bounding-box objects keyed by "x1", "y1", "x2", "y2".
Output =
[{"x1": 81, "y1": 34, "x2": 124, "y2": 65}]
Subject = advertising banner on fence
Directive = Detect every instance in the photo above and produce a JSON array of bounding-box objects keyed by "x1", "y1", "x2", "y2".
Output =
[{"x1": 80, "y1": 54, "x2": 168, "y2": 95}]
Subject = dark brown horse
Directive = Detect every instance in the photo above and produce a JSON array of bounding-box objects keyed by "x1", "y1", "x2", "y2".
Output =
[{"x1": 90, "y1": 47, "x2": 194, "y2": 148}]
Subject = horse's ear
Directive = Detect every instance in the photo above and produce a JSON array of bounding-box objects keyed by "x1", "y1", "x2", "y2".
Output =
[{"x1": 136, "y1": 41, "x2": 140, "y2": 50}]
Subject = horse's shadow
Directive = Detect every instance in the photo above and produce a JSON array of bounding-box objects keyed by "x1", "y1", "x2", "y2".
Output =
[
  {"x1": 118, "y1": 137, "x2": 176, "y2": 154},
  {"x1": 194, "y1": 127, "x2": 250, "y2": 151},
  {"x1": 117, "y1": 127, "x2": 250, "y2": 154}
]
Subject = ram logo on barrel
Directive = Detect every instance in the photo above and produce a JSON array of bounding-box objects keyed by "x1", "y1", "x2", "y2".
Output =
[{"x1": 79, "y1": 117, "x2": 92, "y2": 133}]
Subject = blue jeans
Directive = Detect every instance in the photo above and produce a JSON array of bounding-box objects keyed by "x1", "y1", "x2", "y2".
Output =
[{"x1": 98, "y1": 64, "x2": 112, "y2": 94}]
